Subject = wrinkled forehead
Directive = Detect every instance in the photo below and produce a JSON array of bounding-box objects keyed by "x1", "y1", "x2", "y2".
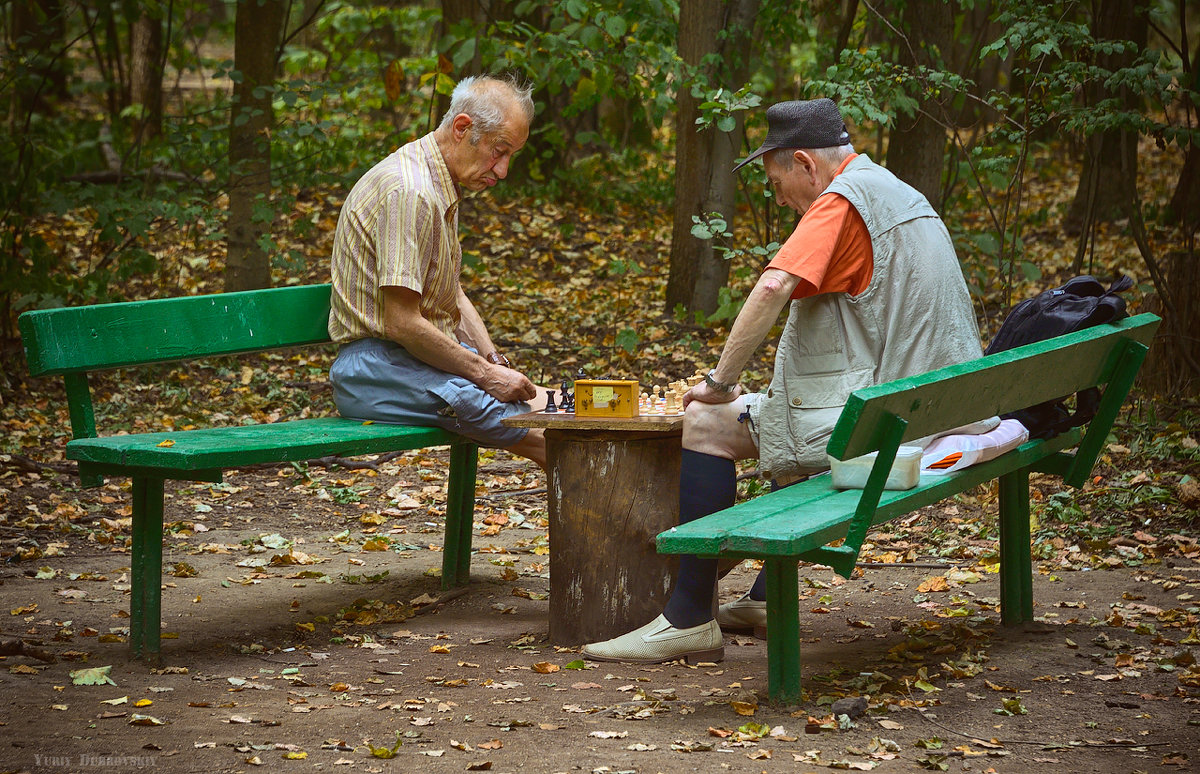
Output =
[{"x1": 493, "y1": 103, "x2": 530, "y2": 149}]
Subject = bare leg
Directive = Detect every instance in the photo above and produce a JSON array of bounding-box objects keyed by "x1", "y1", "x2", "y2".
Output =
[{"x1": 504, "y1": 427, "x2": 547, "y2": 472}]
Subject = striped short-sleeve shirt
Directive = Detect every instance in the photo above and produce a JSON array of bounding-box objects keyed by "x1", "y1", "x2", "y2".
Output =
[{"x1": 329, "y1": 132, "x2": 463, "y2": 344}]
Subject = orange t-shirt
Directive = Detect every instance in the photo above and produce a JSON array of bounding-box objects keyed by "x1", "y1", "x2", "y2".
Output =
[{"x1": 766, "y1": 154, "x2": 873, "y2": 299}]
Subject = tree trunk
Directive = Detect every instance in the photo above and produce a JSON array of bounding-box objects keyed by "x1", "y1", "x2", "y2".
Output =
[
  {"x1": 884, "y1": 0, "x2": 954, "y2": 212},
  {"x1": 1140, "y1": 250, "x2": 1199, "y2": 399},
  {"x1": 225, "y1": 0, "x2": 286, "y2": 292},
  {"x1": 1167, "y1": 32, "x2": 1199, "y2": 229},
  {"x1": 129, "y1": 7, "x2": 165, "y2": 142},
  {"x1": 665, "y1": 0, "x2": 760, "y2": 318},
  {"x1": 437, "y1": 0, "x2": 503, "y2": 119},
  {"x1": 1064, "y1": 0, "x2": 1149, "y2": 234},
  {"x1": 8, "y1": 0, "x2": 69, "y2": 121}
]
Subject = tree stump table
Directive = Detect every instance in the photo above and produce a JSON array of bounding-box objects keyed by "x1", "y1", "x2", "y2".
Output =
[{"x1": 501, "y1": 411, "x2": 683, "y2": 645}]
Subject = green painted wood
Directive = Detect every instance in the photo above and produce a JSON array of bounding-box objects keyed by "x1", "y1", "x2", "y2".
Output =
[
  {"x1": 21, "y1": 285, "x2": 485, "y2": 662},
  {"x1": 765, "y1": 557, "x2": 802, "y2": 703},
  {"x1": 1064, "y1": 340, "x2": 1149, "y2": 488},
  {"x1": 19, "y1": 284, "x2": 334, "y2": 376},
  {"x1": 827, "y1": 315, "x2": 1160, "y2": 461},
  {"x1": 657, "y1": 430, "x2": 1082, "y2": 559},
  {"x1": 64, "y1": 373, "x2": 104, "y2": 486},
  {"x1": 658, "y1": 316, "x2": 1158, "y2": 702},
  {"x1": 844, "y1": 413, "x2": 908, "y2": 551},
  {"x1": 443, "y1": 441, "x2": 480, "y2": 588},
  {"x1": 130, "y1": 477, "x2": 165, "y2": 662},
  {"x1": 67, "y1": 417, "x2": 460, "y2": 472},
  {"x1": 998, "y1": 468, "x2": 1034, "y2": 624}
]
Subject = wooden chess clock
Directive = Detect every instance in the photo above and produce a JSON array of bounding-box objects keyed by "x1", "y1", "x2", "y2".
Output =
[{"x1": 574, "y1": 379, "x2": 640, "y2": 418}]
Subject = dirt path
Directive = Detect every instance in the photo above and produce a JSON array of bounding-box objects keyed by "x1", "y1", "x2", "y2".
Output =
[{"x1": 1, "y1": 452, "x2": 1198, "y2": 774}]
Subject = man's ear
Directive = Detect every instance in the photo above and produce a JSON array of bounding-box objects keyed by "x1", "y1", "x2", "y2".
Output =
[
  {"x1": 451, "y1": 113, "x2": 473, "y2": 142},
  {"x1": 795, "y1": 150, "x2": 818, "y2": 181}
]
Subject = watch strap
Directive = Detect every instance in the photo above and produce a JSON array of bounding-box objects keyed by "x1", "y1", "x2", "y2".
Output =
[{"x1": 704, "y1": 369, "x2": 737, "y2": 393}]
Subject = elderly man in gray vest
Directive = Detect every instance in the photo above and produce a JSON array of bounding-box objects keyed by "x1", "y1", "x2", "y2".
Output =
[{"x1": 583, "y1": 98, "x2": 983, "y2": 664}]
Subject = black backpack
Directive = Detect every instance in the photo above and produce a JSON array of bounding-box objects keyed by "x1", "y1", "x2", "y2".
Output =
[{"x1": 984, "y1": 275, "x2": 1133, "y2": 440}]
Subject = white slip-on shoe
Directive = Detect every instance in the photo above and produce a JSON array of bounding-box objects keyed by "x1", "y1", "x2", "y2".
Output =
[
  {"x1": 716, "y1": 595, "x2": 767, "y2": 632},
  {"x1": 581, "y1": 615, "x2": 723, "y2": 664}
]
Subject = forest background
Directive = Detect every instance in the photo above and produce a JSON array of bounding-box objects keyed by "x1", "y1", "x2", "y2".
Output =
[
  {"x1": 2, "y1": 0, "x2": 1198, "y2": 510},
  {"x1": 2, "y1": 4, "x2": 1200, "y2": 767}
]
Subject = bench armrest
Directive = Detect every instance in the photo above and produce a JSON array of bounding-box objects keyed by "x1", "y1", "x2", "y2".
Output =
[{"x1": 839, "y1": 412, "x2": 909, "y2": 565}]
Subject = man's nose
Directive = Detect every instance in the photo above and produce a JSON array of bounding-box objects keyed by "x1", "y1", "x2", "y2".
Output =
[{"x1": 493, "y1": 156, "x2": 510, "y2": 179}]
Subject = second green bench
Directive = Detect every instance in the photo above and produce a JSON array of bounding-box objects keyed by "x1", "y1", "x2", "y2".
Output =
[
  {"x1": 657, "y1": 314, "x2": 1160, "y2": 702},
  {"x1": 20, "y1": 284, "x2": 480, "y2": 663}
]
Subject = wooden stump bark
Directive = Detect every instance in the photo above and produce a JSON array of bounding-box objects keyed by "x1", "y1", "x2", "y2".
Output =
[{"x1": 545, "y1": 430, "x2": 681, "y2": 645}]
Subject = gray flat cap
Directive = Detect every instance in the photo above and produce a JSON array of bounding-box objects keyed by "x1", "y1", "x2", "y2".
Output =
[{"x1": 733, "y1": 98, "x2": 851, "y2": 171}]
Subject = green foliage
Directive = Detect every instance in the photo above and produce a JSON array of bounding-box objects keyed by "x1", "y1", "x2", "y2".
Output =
[{"x1": 693, "y1": 85, "x2": 762, "y2": 132}]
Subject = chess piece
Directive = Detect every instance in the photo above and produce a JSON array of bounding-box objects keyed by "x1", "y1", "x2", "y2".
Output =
[{"x1": 545, "y1": 390, "x2": 558, "y2": 413}]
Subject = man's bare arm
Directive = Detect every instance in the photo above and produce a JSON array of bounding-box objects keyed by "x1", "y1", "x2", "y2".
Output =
[
  {"x1": 455, "y1": 285, "x2": 499, "y2": 358},
  {"x1": 685, "y1": 268, "x2": 801, "y2": 406},
  {"x1": 382, "y1": 285, "x2": 536, "y2": 403}
]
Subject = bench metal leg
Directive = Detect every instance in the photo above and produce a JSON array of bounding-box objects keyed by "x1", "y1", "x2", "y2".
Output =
[
  {"x1": 764, "y1": 557, "x2": 802, "y2": 704},
  {"x1": 129, "y1": 476, "x2": 164, "y2": 664},
  {"x1": 442, "y1": 442, "x2": 479, "y2": 589},
  {"x1": 998, "y1": 467, "x2": 1034, "y2": 625}
]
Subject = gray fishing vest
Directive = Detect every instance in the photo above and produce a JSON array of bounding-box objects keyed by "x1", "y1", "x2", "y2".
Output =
[{"x1": 757, "y1": 154, "x2": 982, "y2": 480}]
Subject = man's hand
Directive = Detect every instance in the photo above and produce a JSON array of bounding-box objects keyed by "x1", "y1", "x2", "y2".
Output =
[
  {"x1": 480, "y1": 362, "x2": 537, "y2": 403},
  {"x1": 683, "y1": 381, "x2": 743, "y2": 408}
]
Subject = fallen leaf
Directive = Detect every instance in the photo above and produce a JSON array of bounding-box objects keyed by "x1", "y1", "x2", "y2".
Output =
[
  {"x1": 129, "y1": 714, "x2": 166, "y2": 725},
  {"x1": 917, "y1": 576, "x2": 950, "y2": 593},
  {"x1": 71, "y1": 666, "x2": 116, "y2": 686},
  {"x1": 730, "y1": 700, "x2": 757, "y2": 716}
]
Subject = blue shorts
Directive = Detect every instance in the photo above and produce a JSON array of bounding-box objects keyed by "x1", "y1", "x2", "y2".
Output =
[{"x1": 330, "y1": 337, "x2": 531, "y2": 448}]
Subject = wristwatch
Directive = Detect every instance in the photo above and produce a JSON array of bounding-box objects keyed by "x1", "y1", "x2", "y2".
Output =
[
  {"x1": 485, "y1": 351, "x2": 513, "y2": 368},
  {"x1": 704, "y1": 369, "x2": 738, "y2": 393}
]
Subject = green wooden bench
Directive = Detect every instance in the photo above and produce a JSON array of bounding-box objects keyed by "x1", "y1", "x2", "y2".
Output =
[
  {"x1": 19, "y1": 284, "x2": 479, "y2": 662},
  {"x1": 657, "y1": 314, "x2": 1160, "y2": 703}
]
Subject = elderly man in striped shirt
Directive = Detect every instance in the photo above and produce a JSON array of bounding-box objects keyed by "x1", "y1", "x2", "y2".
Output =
[{"x1": 328, "y1": 74, "x2": 546, "y2": 469}]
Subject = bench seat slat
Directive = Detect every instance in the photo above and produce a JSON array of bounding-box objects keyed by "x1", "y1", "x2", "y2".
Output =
[
  {"x1": 67, "y1": 416, "x2": 461, "y2": 471},
  {"x1": 658, "y1": 430, "x2": 1081, "y2": 558}
]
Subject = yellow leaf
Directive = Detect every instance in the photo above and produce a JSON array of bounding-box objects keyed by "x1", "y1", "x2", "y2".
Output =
[
  {"x1": 134, "y1": 699, "x2": 153, "y2": 707},
  {"x1": 917, "y1": 576, "x2": 950, "y2": 593},
  {"x1": 156, "y1": 439, "x2": 175, "y2": 448},
  {"x1": 281, "y1": 751, "x2": 307, "y2": 760},
  {"x1": 730, "y1": 700, "x2": 757, "y2": 716},
  {"x1": 532, "y1": 662, "x2": 560, "y2": 674}
]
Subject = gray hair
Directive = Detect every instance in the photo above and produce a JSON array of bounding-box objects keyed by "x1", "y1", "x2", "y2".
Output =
[
  {"x1": 438, "y1": 74, "x2": 535, "y2": 143},
  {"x1": 767, "y1": 143, "x2": 855, "y2": 170}
]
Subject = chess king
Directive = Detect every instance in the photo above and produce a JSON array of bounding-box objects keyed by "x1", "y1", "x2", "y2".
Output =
[{"x1": 581, "y1": 97, "x2": 985, "y2": 664}]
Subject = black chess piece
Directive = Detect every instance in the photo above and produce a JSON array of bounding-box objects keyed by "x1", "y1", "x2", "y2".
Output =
[
  {"x1": 560, "y1": 380, "x2": 571, "y2": 412},
  {"x1": 544, "y1": 390, "x2": 558, "y2": 413}
]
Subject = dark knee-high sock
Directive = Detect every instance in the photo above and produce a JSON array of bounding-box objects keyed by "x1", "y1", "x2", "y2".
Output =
[
  {"x1": 662, "y1": 450, "x2": 736, "y2": 628},
  {"x1": 748, "y1": 568, "x2": 767, "y2": 601}
]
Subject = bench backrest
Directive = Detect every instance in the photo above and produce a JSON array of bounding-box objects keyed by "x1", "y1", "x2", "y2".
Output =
[
  {"x1": 19, "y1": 284, "x2": 337, "y2": 475},
  {"x1": 20, "y1": 284, "x2": 334, "y2": 377},
  {"x1": 828, "y1": 313, "x2": 1160, "y2": 462},
  {"x1": 830, "y1": 312, "x2": 1156, "y2": 465}
]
